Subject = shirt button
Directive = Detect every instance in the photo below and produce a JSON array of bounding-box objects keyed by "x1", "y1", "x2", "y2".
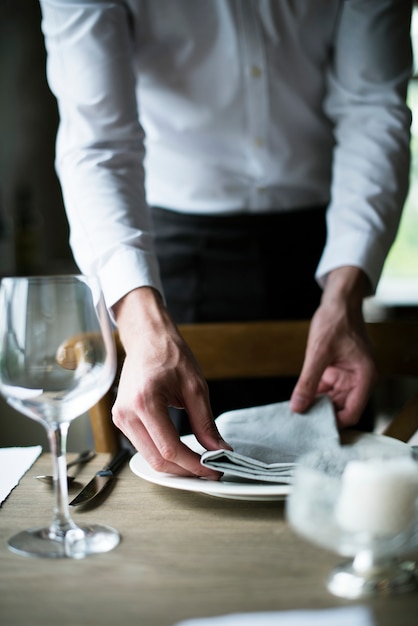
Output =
[
  {"x1": 250, "y1": 65, "x2": 262, "y2": 78},
  {"x1": 254, "y1": 138, "x2": 265, "y2": 148}
]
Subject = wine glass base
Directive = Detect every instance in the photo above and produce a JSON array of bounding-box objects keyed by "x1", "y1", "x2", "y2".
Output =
[
  {"x1": 327, "y1": 559, "x2": 418, "y2": 599},
  {"x1": 7, "y1": 524, "x2": 120, "y2": 559}
]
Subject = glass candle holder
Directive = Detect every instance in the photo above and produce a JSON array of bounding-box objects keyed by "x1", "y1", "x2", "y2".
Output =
[{"x1": 286, "y1": 445, "x2": 418, "y2": 598}]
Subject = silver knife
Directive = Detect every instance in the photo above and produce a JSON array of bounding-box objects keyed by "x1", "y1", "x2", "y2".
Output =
[{"x1": 69, "y1": 448, "x2": 131, "y2": 506}]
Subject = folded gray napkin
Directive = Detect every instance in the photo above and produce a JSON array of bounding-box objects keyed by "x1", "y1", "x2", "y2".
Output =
[{"x1": 200, "y1": 395, "x2": 340, "y2": 483}]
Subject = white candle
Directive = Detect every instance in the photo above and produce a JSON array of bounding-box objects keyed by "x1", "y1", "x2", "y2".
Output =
[{"x1": 335, "y1": 456, "x2": 418, "y2": 536}]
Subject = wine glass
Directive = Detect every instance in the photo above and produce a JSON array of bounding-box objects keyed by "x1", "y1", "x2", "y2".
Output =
[
  {"x1": 0, "y1": 275, "x2": 118, "y2": 558},
  {"x1": 286, "y1": 445, "x2": 418, "y2": 598}
]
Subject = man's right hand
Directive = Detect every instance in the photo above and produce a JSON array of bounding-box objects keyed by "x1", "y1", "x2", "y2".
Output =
[{"x1": 111, "y1": 287, "x2": 231, "y2": 478}]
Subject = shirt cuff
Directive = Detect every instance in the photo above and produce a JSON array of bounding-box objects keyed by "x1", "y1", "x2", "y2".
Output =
[
  {"x1": 315, "y1": 232, "x2": 390, "y2": 296},
  {"x1": 95, "y1": 246, "x2": 164, "y2": 310}
]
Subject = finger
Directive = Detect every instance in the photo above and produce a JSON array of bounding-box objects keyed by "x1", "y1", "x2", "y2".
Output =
[
  {"x1": 335, "y1": 394, "x2": 366, "y2": 428},
  {"x1": 184, "y1": 390, "x2": 233, "y2": 453},
  {"x1": 334, "y1": 377, "x2": 374, "y2": 428},
  {"x1": 113, "y1": 406, "x2": 195, "y2": 475},
  {"x1": 140, "y1": 399, "x2": 224, "y2": 479},
  {"x1": 113, "y1": 404, "x2": 222, "y2": 479},
  {"x1": 290, "y1": 350, "x2": 329, "y2": 413},
  {"x1": 317, "y1": 362, "x2": 375, "y2": 427}
]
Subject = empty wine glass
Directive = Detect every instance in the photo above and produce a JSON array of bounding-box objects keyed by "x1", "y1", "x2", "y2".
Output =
[
  {"x1": 286, "y1": 446, "x2": 418, "y2": 598},
  {"x1": 0, "y1": 275, "x2": 117, "y2": 558}
]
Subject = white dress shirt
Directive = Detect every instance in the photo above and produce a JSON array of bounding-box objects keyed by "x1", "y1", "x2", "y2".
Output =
[{"x1": 39, "y1": 0, "x2": 412, "y2": 308}]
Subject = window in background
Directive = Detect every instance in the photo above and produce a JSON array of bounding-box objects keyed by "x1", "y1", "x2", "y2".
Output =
[
  {"x1": 373, "y1": 8, "x2": 418, "y2": 306},
  {"x1": 370, "y1": 7, "x2": 418, "y2": 441}
]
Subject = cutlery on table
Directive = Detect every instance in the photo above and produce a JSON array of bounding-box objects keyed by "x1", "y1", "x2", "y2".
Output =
[
  {"x1": 34, "y1": 449, "x2": 96, "y2": 486},
  {"x1": 69, "y1": 448, "x2": 131, "y2": 507}
]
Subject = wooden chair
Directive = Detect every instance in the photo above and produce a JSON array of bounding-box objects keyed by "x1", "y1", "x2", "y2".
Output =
[{"x1": 85, "y1": 319, "x2": 418, "y2": 453}]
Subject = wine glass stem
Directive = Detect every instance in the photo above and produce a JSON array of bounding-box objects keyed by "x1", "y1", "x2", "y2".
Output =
[{"x1": 48, "y1": 422, "x2": 77, "y2": 535}]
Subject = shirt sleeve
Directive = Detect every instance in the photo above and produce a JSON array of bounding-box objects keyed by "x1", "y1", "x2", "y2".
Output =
[
  {"x1": 39, "y1": 0, "x2": 163, "y2": 308},
  {"x1": 316, "y1": 0, "x2": 413, "y2": 294}
]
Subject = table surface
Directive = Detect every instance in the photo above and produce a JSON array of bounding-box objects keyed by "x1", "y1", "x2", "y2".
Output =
[{"x1": 1, "y1": 452, "x2": 418, "y2": 626}]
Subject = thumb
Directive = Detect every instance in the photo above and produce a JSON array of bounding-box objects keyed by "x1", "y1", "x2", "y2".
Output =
[{"x1": 290, "y1": 353, "x2": 327, "y2": 414}]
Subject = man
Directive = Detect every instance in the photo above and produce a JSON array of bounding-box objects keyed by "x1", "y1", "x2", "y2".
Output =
[{"x1": 39, "y1": 1, "x2": 412, "y2": 478}]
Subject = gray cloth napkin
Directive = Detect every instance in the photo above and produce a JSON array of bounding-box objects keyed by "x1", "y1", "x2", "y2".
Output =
[{"x1": 200, "y1": 395, "x2": 340, "y2": 483}]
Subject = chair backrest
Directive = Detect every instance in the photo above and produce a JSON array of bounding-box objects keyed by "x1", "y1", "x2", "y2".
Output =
[{"x1": 87, "y1": 319, "x2": 418, "y2": 452}]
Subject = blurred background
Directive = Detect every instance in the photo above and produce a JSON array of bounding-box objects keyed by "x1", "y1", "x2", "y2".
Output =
[
  {"x1": 0, "y1": 0, "x2": 90, "y2": 450},
  {"x1": 0, "y1": 1, "x2": 418, "y2": 450}
]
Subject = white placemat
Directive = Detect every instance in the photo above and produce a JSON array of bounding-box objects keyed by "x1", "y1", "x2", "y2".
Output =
[
  {"x1": 174, "y1": 606, "x2": 374, "y2": 626},
  {"x1": 0, "y1": 446, "x2": 43, "y2": 506}
]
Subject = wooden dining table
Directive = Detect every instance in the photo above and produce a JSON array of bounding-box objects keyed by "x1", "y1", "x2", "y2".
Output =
[{"x1": 1, "y1": 452, "x2": 418, "y2": 626}]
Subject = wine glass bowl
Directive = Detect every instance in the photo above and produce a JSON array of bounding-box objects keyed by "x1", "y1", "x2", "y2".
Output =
[
  {"x1": 286, "y1": 445, "x2": 418, "y2": 598},
  {"x1": 0, "y1": 275, "x2": 118, "y2": 558}
]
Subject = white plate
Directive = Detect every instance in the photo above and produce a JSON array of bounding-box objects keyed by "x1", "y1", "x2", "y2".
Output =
[{"x1": 129, "y1": 431, "x2": 410, "y2": 502}]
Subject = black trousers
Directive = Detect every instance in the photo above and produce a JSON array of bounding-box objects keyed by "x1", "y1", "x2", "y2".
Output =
[
  {"x1": 151, "y1": 206, "x2": 332, "y2": 433},
  {"x1": 152, "y1": 206, "x2": 326, "y2": 323}
]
